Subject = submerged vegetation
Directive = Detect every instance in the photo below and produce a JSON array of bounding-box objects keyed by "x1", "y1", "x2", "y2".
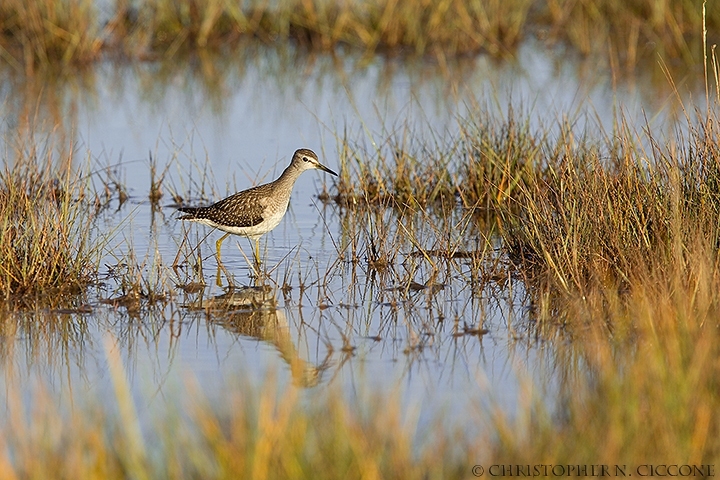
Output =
[{"x1": 0, "y1": 0, "x2": 718, "y2": 71}]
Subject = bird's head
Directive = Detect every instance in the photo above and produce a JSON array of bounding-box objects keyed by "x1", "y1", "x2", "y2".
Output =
[{"x1": 292, "y1": 148, "x2": 338, "y2": 176}]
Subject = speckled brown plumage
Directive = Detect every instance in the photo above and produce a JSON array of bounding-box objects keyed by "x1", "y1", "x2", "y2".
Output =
[{"x1": 178, "y1": 184, "x2": 270, "y2": 229}]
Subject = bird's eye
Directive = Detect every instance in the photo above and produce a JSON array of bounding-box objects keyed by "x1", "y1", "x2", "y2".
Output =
[{"x1": 302, "y1": 156, "x2": 309, "y2": 162}]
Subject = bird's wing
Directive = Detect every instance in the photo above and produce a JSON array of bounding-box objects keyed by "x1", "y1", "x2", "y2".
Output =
[{"x1": 208, "y1": 189, "x2": 265, "y2": 227}]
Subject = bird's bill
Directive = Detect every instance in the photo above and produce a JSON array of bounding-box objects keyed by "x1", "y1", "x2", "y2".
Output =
[{"x1": 316, "y1": 162, "x2": 338, "y2": 176}]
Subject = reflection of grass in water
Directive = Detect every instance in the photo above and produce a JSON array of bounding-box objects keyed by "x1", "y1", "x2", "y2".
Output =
[
  {"x1": 0, "y1": 63, "x2": 100, "y2": 156},
  {"x1": 0, "y1": 44, "x2": 478, "y2": 143},
  {"x1": 0, "y1": 35, "x2": 703, "y2": 148}
]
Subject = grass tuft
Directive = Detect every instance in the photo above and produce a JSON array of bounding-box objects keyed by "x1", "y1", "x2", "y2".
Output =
[
  {"x1": 0, "y1": 143, "x2": 100, "y2": 302},
  {"x1": 501, "y1": 113, "x2": 720, "y2": 304}
]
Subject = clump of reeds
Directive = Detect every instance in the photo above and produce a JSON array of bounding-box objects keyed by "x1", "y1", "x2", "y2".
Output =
[
  {"x1": 335, "y1": 109, "x2": 541, "y2": 214},
  {"x1": 0, "y1": 144, "x2": 100, "y2": 301},
  {"x1": 500, "y1": 113, "x2": 720, "y2": 305},
  {"x1": 457, "y1": 109, "x2": 541, "y2": 210},
  {"x1": 335, "y1": 134, "x2": 457, "y2": 209},
  {"x1": 3, "y1": 0, "x2": 719, "y2": 72}
]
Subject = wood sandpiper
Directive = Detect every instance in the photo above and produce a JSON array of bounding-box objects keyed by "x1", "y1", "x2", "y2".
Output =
[{"x1": 178, "y1": 148, "x2": 337, "y2": 276}]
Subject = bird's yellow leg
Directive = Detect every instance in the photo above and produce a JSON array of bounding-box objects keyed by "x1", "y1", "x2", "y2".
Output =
[
  {"x1": 215, "y1": 232, "x2": 230, "y2": 287},
  {"x1": 254, "y1": 238, "x2": 261, "y2": 271}
]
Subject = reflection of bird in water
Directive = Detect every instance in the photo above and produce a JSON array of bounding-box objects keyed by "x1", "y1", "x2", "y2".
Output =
[
  {"x1": 187, "y1": 286, "x2": 330, "y2": 388},
  {"x1": 177, "y1": 148, "x2": 337, "y2": 282}
]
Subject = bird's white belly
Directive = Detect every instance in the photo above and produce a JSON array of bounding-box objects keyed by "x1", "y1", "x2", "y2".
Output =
[{"x1": 191, "y1": 205, "x2": 287, "y2": 239}]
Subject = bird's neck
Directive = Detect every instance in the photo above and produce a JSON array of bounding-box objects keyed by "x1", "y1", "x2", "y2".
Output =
[{"x1": 276, "y1": 164, "x2": 303, "y2": 186}]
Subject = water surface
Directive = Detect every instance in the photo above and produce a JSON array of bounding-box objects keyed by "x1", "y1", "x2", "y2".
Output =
[{"x1": 0, "y1": 40, "x2": 703, "y2": 430}]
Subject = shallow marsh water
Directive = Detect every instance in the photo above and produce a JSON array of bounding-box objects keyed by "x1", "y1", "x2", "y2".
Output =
[{"x1": 0, "y1": 40, "x2": 704, "y2": 431}]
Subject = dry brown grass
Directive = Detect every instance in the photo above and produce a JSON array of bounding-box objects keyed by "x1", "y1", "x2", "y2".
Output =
[{"x1": 0, "y1": 142, "x2": 101, "y2": 302}]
